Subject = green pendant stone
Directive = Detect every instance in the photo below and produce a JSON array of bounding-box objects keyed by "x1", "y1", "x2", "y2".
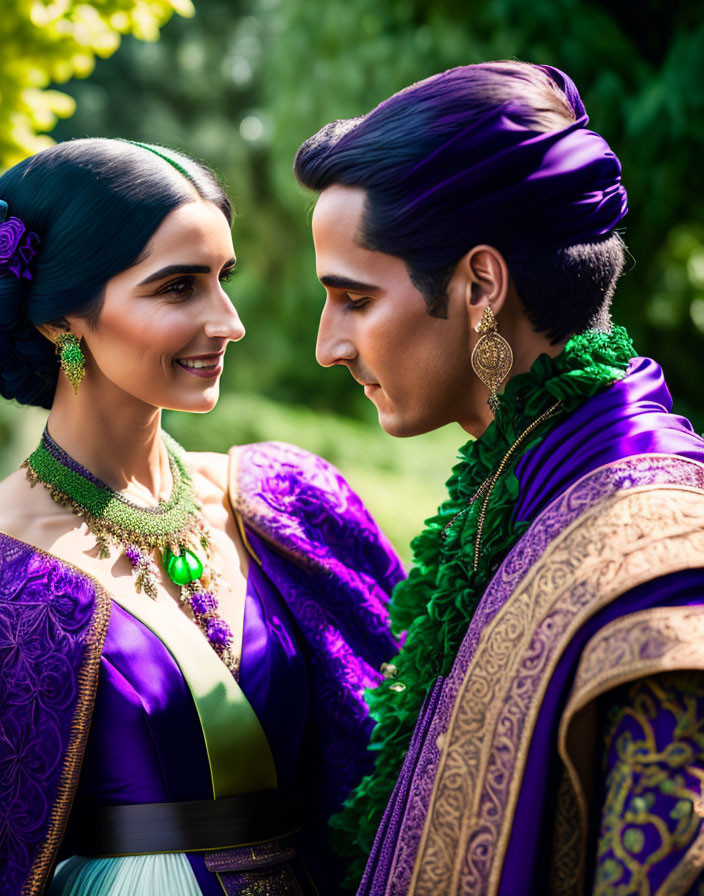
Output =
[{"x1": 163, "y1": 547, "x2": 204, "y2": 585}]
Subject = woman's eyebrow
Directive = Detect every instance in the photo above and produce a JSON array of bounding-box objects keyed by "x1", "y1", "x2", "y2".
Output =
[{"x1": 137, "y1": 258, "x2": 236, "y2": 286}]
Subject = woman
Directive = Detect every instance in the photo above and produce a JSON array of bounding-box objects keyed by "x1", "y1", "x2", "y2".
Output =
[
  {"x1": 0, "y1": 138, "x2": 402, "y2": 896},
  {"x1": 293, "y1": 62, "x2": 704, "y2": 893}
]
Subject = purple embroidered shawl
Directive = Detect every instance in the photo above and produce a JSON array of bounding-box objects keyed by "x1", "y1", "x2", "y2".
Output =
[{"x1": 0, "y1": 442, "x2": 403, "y2": 896}]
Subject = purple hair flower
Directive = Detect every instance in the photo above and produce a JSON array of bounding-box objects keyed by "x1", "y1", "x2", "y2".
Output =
[
  {"x1": 0, "y1": 213, "x2": 40, "y2": 281},
  {"x1": 206, "y1": 617, "x2": 233, "y2": 649}
]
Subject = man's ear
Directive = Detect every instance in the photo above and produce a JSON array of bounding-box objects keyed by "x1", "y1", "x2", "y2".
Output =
[{"x1": 454, "y1": 244, "x2": 510, "y2": 331}]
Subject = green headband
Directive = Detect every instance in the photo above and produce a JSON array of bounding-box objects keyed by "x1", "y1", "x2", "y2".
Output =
[{"x1": 127, "y1": 140, "x2": 192, "y2": 181}]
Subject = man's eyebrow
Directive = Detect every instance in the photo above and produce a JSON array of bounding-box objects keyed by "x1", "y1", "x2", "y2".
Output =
[
  {"x1": 319, "y1": 274, "x2": 380, "y2": 292},
  {"x1": 137, "y1": 259, "x2": 236, "y2": 286}
]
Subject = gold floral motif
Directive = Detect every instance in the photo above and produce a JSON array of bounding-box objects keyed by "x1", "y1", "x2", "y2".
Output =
[
  {"x1": 592, "y1": 673, "x2": 704, "y2": 896},
  {"x1": 410, "y1": 483, "x2": 704, "y2": 896},
  {"x1": 557, "y1": 607, "x2": 704, "y2": 895}
]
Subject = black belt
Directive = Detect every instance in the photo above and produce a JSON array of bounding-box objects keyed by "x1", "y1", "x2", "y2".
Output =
[{"x1": 71, "y1": 789, "x2": 304, "y2": 857}]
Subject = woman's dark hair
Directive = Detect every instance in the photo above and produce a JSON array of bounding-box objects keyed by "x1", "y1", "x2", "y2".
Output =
[
  {"x1": 0, "y1": 138, "x2": 231, "y2": 408},
  {"x1": 294, "y1": 61, "x2": 626, "y2": 342}
]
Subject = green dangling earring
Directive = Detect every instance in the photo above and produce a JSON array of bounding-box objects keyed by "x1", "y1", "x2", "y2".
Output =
[{"x1": 55, "y1": 332, "x2": 85, "y2": 395}]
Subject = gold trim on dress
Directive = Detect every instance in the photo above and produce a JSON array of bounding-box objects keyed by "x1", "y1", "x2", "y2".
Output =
[
  {"x1": 227, "y1": 445, "x2": 263, "y2": 569},
  {"x1": 409, "y1": 482, "x2": 704, "y2": 896},
  {"x1": 0, "y1": 533, "x2": 112, "y2": 896},
  {"x1": 5, "y1": 448, "x2": 280, "y2": 894}
]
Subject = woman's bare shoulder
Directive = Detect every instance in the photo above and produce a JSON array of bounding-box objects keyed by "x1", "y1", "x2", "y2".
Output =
[
  {"x1": 186, "y1": 450, "x2": 230, "y2": 496},
  {"x1": 0, "y1": 467, "x2": 73, "y2": 546}
]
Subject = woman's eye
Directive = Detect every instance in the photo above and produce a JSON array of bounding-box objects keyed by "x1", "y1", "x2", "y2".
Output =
[
  {"x1": 219, "y1": 268, "x2": 235, "y2": 284},
  {"x1": 160, "y1": 276, "x2": 195, "y2": 299}
]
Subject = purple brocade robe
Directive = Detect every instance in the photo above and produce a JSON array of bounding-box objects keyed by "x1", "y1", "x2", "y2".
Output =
[
  {"x1": 0, "y1": 442, "x2": 403, "y2": 896},
  {"x1": 361, "y1": 357, "x2": 704, "y2": 896}
]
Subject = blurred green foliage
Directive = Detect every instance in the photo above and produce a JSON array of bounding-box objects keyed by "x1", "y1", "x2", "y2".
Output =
[
  {"x1": 0, "y1": 0, "x2": 194, "y2": 167},
  {"x1": 1, "y1": 0, "x2": 703, "y2": 557},
  {"x1": 43, "y1": 0, "x2": 704, "y2": 425}
]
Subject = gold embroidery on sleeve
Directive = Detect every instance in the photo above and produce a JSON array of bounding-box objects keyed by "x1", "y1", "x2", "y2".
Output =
[
  {"x1": 592, "y1": 674, "x2": 704, "y2": 896},
  {"x1": 559, "y1": 607, "x2": 704, "y2": 896}
]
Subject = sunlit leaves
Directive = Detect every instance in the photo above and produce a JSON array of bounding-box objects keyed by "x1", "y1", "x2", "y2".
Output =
[{"x1": 0, "y1": 0, "x2": 195, "y2": 169}]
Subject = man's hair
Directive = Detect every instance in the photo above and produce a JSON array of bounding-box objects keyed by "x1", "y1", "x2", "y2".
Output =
[{"x1": 294, "y1": 61, "x2": 626, "y2": 342}]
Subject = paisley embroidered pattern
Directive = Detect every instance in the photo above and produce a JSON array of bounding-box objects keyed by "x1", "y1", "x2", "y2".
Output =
[
  {"x1": 232, "y1": 441, "x2": 403, "y2": 815},
  {"x1": 0, "y1": 534, "x2": 109, "y2": 896},
  {"x1": 594, "y1": 672, "x2": 704, "y2": 895}
]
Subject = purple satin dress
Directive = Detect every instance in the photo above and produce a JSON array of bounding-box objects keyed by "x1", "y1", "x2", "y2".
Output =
[{"x1": 57, "y1": 562, "x2": 309, "y2": 895}]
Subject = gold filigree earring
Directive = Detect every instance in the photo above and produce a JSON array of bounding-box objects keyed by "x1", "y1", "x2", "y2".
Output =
[
  {"x1": 470, "y1": 306, "x2": 513, "y2": 411},
  {"x1": 55, "y1": 332, "x2": 85, "y2": 395}
]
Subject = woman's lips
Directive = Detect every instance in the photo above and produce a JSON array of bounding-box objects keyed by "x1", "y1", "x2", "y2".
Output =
[
  {"x1": 363, "y1": 383, "x2": 380, "y2": 398},
  {"x1": 175, "y1": 357, "x2": 223, "y2": 379}
]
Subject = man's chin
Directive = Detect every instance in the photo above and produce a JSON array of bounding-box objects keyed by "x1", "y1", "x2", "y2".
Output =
[{"x1": 377, "y1": 408, "x2": 441, "y2": 439}]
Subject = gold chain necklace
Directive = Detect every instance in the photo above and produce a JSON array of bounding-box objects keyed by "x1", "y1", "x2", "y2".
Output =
[{"x1": 440, "y1": 400, "x2": 563, "y2": 571}]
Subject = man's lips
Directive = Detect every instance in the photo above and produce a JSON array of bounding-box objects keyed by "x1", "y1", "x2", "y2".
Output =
[
  {"x1": 351, "y1": 373, "x2": 379, "y2": 387},
  {"x1": 350, "y1": 374, "x2": 381, "y2": 397}
]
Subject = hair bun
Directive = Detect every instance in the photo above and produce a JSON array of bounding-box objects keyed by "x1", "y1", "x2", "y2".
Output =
[{"x1": 0, "y1": 277, "x2": 57, "y2": 408}]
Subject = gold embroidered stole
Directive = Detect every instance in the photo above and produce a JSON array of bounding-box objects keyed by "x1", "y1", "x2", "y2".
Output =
[{"x1": 410, "y1": 473, "x2": 704, "y2": 896}]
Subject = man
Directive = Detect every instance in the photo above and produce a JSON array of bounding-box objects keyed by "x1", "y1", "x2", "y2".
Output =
[{"x1": 295, "y1": 62, "x2": 704, "y2": 895}]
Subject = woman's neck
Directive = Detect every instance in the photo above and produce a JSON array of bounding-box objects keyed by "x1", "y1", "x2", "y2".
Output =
[{"x1": 45, "y1": 375, "x2": 171, "y2": 504}]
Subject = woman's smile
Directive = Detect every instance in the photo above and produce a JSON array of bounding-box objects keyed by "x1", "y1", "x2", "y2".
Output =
[{"x1": 175, "y1": 351, "x2": 225, "y2": 378}]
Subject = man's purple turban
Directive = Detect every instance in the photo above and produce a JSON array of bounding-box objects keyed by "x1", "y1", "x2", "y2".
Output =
[
  {"x1": 296, "y1": 62, "x2": 628, "y2": 266},
  {"x1": 389, "y1": 65, "x2": 628, "y2": 262}
]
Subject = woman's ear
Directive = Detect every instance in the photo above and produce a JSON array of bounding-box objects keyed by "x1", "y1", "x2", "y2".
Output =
[{"x1": 35, "y1": 317, "x2": 81, "y2": 345}]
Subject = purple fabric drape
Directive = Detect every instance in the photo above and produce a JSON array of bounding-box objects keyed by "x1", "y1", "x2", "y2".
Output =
[
  {"x1": 501, "y1": 356, "x2": 704, "y2": 892},
  {"x1": 513, "y1": 356, "x2": 704, "y2": 523},
  {"x1": 0, "y1": 539, "x2": 108, "y2": 896}
]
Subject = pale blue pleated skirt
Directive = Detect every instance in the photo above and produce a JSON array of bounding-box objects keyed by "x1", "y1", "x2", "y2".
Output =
[{"x1": 49, "y1": 853, "x2": 203, "y2": 895}]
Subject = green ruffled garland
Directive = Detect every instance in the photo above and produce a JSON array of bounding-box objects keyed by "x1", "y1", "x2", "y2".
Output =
[{"x1": 331, "y1": 326, "x2": 637, "y2": 886}]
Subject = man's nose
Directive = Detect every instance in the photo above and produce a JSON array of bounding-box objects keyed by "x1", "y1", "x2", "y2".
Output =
[{"x1": 315, "y1": 301, "x2": 356, "y2": 367}]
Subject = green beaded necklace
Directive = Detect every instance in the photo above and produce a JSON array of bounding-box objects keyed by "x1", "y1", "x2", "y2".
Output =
[{"x1": 23, "y1": 428, "x2": 240, "y2": 677}]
